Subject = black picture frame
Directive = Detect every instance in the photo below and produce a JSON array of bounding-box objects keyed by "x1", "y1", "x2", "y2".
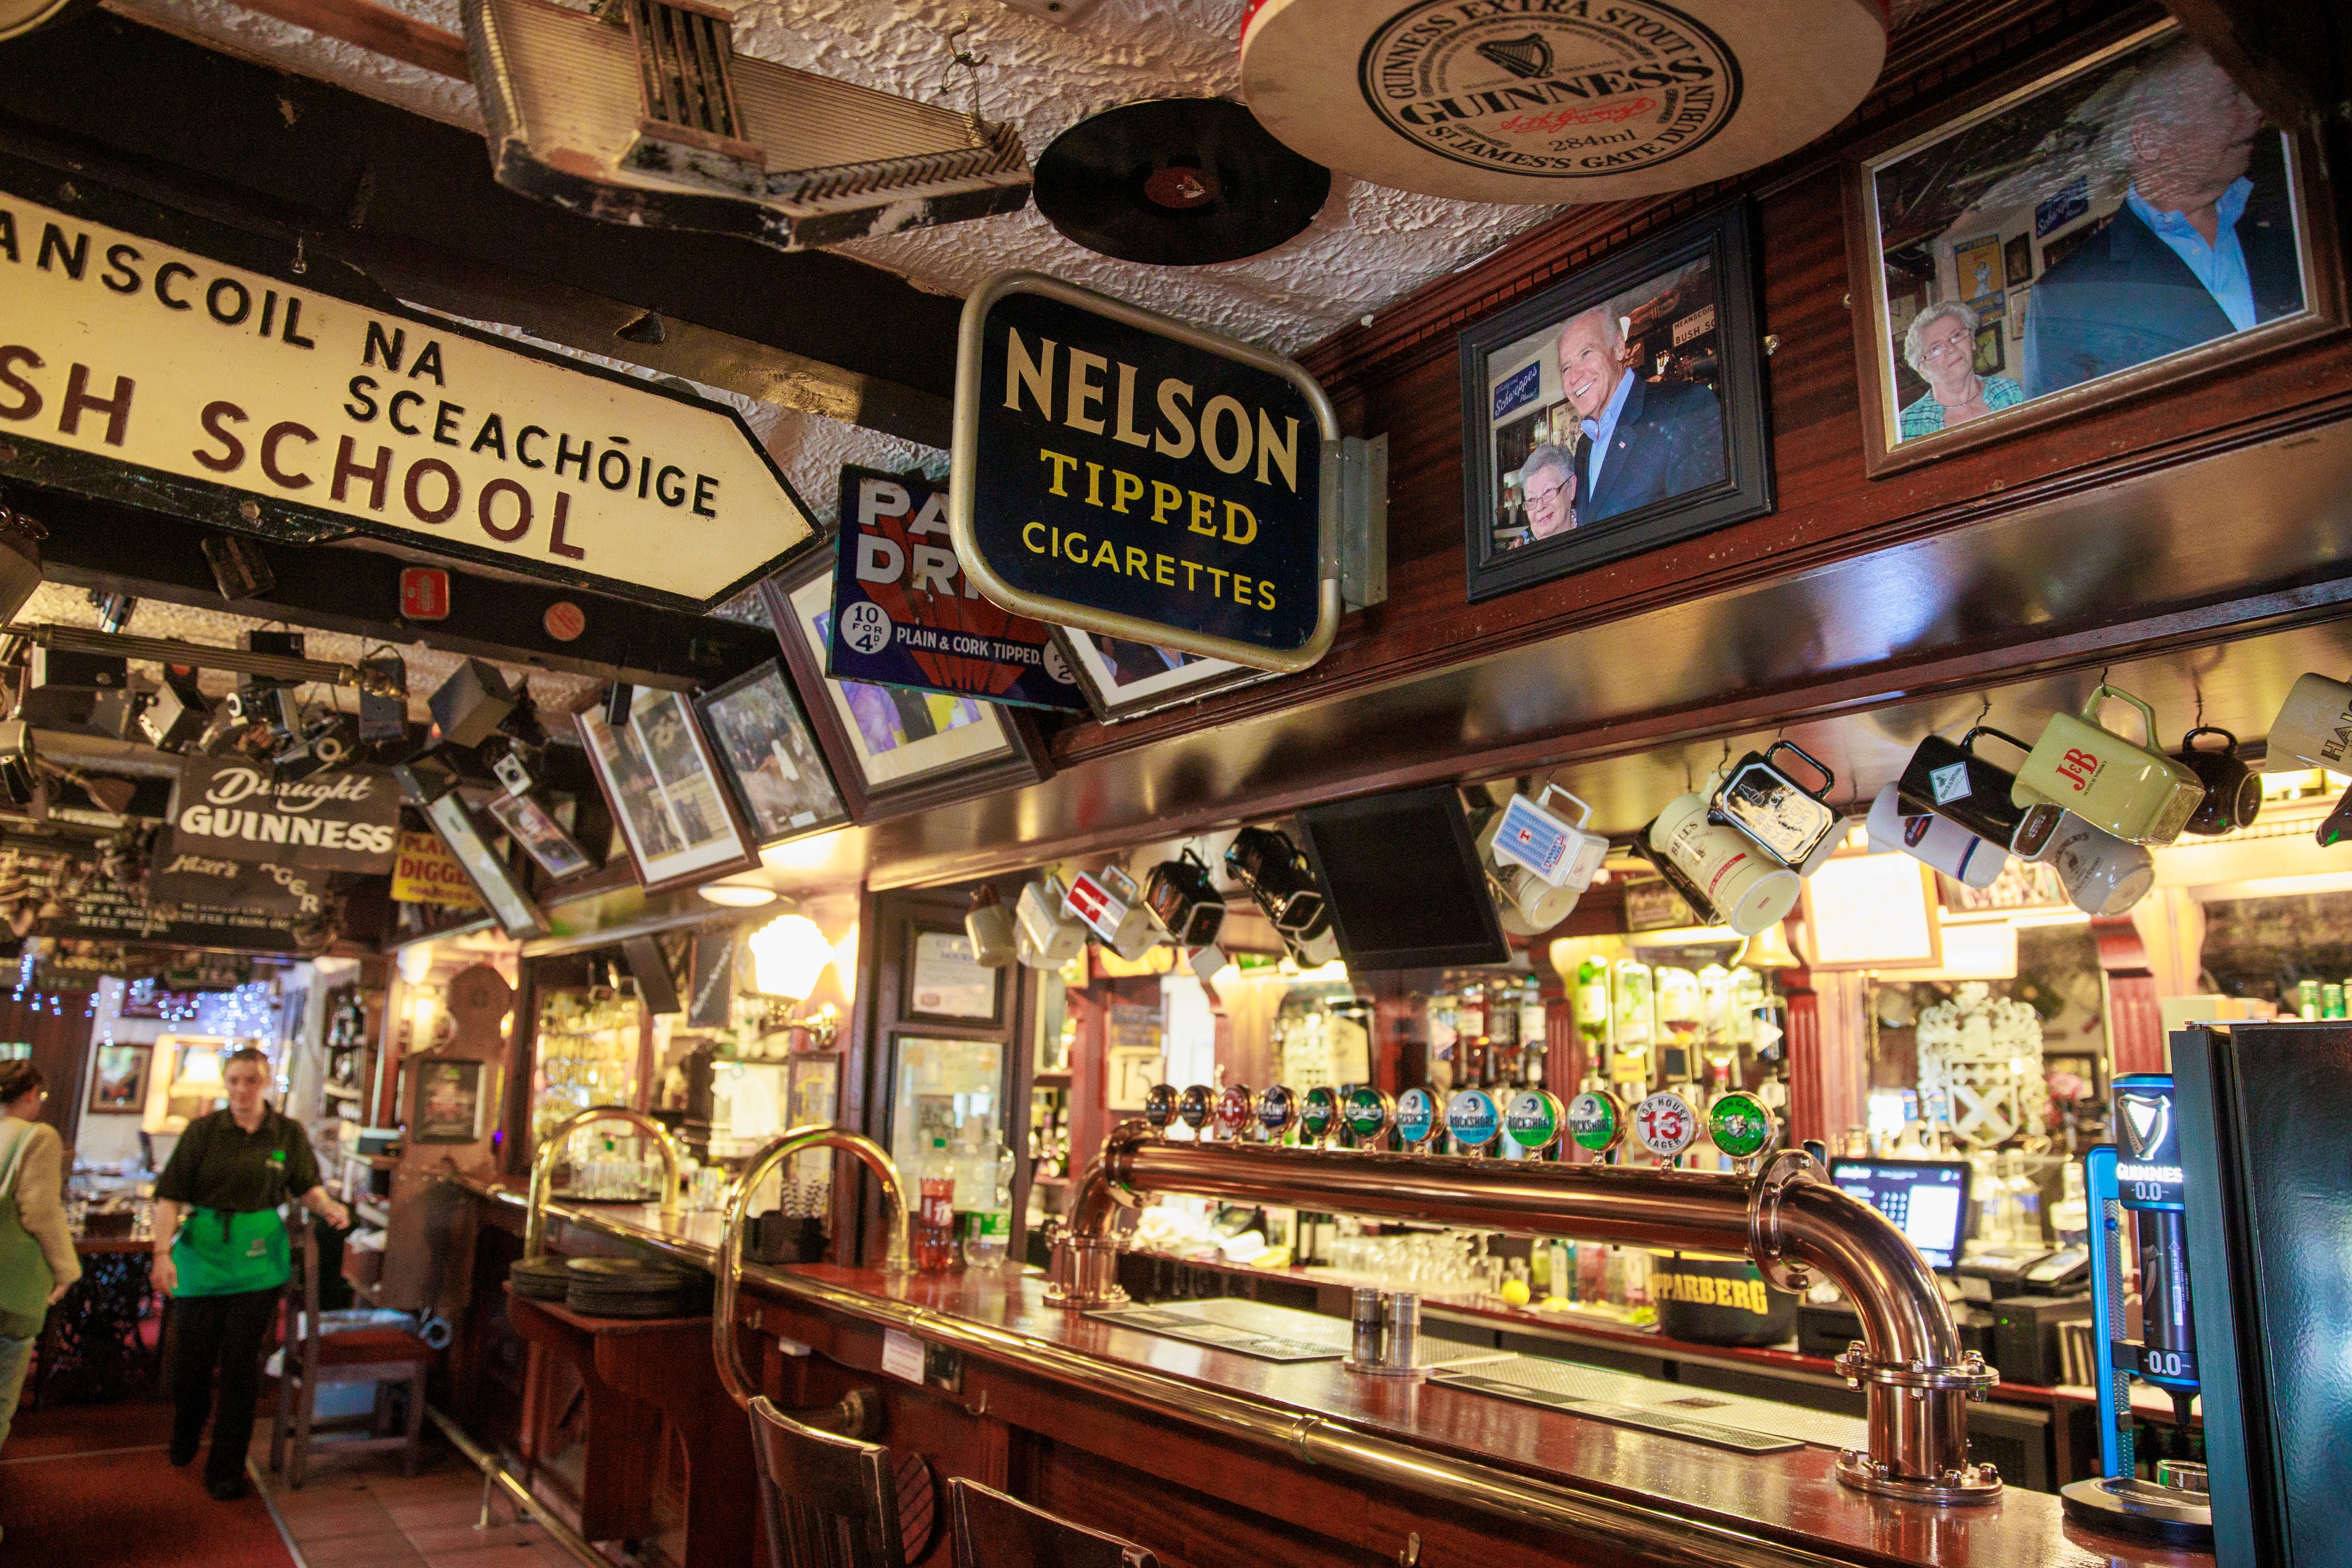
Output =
[
  {"x1": 1459, "y1": 200, "x2": 1772, "y2": 604},
  {"x1": 1045, "y1": 625, "x2": 1274, "y2": 724},
  {"x1": 759, "y1": 543, "x2": 1051, "y2": 824},
  {"x1": 693, "y1": 658, "x2": 850, "y2": 848},
  {"x1": 901, "y1": 921, "x2": 1005, "y2": 1028}
]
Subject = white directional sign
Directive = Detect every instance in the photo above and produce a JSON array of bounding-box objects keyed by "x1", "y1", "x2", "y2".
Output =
[{"x1": 0, "y1": 175, "x2": 816, "y2": 610}]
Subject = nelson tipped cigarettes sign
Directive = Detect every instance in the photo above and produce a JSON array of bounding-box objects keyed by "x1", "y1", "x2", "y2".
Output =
[{"x1": 0, "y1": 167, "x2": 816, "y2": 611}]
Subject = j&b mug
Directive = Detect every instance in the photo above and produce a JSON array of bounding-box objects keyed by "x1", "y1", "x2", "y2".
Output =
[{"x1": 2014, "y1": 685, "x2": 2203, "y2": 846}]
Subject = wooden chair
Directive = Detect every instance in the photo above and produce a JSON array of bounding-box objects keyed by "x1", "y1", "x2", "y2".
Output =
[
  {"x1": 949, "y1": 1478, "x2": 1157, "y2": 1568},
  {"x1": 748, "y1": 1393, "x2": 924, "y2": 1568},
  {"x1": 267, "y1": 1211, "x2": 436, "y2": 1488}
]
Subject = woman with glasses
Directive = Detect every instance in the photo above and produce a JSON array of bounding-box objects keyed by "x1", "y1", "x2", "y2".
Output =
[{"x1": 1899, "y1": 301, "x2": 2025, "y2": 440}]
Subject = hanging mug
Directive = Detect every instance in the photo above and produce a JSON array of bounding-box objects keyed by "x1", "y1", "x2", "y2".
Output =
[
  {"x1": 963, "y1": 885, "x2": 1017, "y2": 969},
  {"x1": 1644, "y1": 788, "x2": 1802, "y2": 937},
  {"x1": 1472, "y1": 804, "x2": 1583, "y2": 936},
  {"x1": 1486, "y1": 783, "x2": 1610, "y2": 892},
  {"x1": 1866, "y1": 783, "x2": 2005, "y2": 890},
  {"x1": 2043, "y1": 811, "x2": 2155, "y2": 916},
  {"x1": 1709, "y1": 741, "x2": 1839, "y2": 870},
  {"x1": 1015, "y1": 875, "x2": 1086, "y2": 966},
  {"x1": 1143, "y1": 848, "x2": 1226, "y2": 948},
  {"x1": 1897, "y1": 726, "x2": 2063, "y2": 857},
  {"x1": 2264, "y1": 672, "x2": 2352, "y2": 771},
  {"x1": 1099, "y1": 866, "x2": 1163, "y2": 961},
  {"x1": 2013, "y1": 684, "x2": 2204, "y2": 845},
  {"x1": 2176, "y1": 727, "x2": 2261, "y2": 837}
]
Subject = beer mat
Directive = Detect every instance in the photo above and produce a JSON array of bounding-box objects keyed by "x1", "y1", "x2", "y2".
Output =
[
  {"x1": 1429, "y1": 1356, "x2": 1867, "y2": 1453},
  {"x1": 1086, "y1": 1299, "x2": 1514, "y2": 1369}
]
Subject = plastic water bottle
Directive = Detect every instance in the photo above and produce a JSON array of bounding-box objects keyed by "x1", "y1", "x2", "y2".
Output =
[
  {"x1": 916, "y1": 1136, "x2": 956, "y2": 1271},
  {"x1": 959, "y1": 1122, "x2": 1014, "y2": 1269}
]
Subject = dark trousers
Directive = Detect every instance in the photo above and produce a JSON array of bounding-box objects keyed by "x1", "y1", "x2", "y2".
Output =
[{"x1": 167, "y1": 1287, "x2": 278, "y2": 1483}]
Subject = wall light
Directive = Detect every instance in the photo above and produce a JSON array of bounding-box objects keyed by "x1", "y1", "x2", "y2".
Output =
[
  {"x1": 698, "y1": 873, "x2": 779, "y2": 908},
  {"x1": 176, "y1": 1046, "x2": 223, "y2": 1089},
  {"x1": 748, "y1": 913, "x2": 835, "y2": 1002}
]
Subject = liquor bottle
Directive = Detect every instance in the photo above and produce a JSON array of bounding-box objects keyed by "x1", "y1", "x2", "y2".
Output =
[
  {"x1": 958, "y1": 1121, "x2": 1014, "y2": 1269},
  {"x1": 1574, "y1": 956, "x2": 1611, "y2": 1081},
  {"x1": 916, "y1": 1137, "x2": 957, "y2": 1271}
]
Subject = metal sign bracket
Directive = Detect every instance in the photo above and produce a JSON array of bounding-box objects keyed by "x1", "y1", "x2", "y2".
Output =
[{"x1": 1338, "y1": 434, "x2": 1388, "y2": 613}]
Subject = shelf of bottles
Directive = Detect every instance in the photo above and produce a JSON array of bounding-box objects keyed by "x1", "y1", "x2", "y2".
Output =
[
  {"x1": 531, "y1": 987, "x2": 643, "y2": 1155},
  {"x1": 321, "y1": 984, "x2": 373, "y2": 1112}
]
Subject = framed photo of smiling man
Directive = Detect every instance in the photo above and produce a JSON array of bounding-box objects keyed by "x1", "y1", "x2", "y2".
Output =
[{"x1": 1459, "y1": 200, "x2": 1773, "y2": 603}]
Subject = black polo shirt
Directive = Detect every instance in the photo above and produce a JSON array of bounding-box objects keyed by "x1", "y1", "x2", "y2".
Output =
[{"x1": 155, "y1": 1107, "x2": 322, "y2": 1212}]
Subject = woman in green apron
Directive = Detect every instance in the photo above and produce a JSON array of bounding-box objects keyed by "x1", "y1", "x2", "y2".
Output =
[
  {"x1": 1, "y1": 1060, "x2": 79, "y2": 1461},
  {"x1": 152, "y1": 1046, "x2": 349, "y2": 1500}
]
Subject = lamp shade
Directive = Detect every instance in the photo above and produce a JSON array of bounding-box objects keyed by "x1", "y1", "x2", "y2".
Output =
[
  {"x1": 748, "y1": 913, "x2": 834, "y2": 1001},
  {"x1": 1737, "y1": 920, "x2": 1801, "y2": 971}
]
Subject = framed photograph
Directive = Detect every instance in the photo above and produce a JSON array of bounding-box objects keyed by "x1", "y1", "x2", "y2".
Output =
[
  {"x1": 483, "y1": 790, "x2": 595, "y2": 880},
  {"x1": 1048, "y1": 626, "x2": 1274, "y2": 724},
  {"x1": 423, "y1": 791, "x2": 550, "y2": 938},
  {"x1": 1845, "y1": 19, "x2": 2344, "y2": 476},
  {"x1": 575, "y1": 687, "x2": 760, "y2": 894},
  {"x1": 1459, "y1": 200, "x2": 1773, "y2": 603},
  {"x1": 87, "y1": 1042, "x2": 150, "y2": 1113},
  {"x1": 759, "y1": 547, "x2": 1050, "y2": 823},
  {"x1": 694, "y1": 659, "x2": 848, "y2": 847},
  {"x1": 410, "y1": 1058, "x2": 486, "y2": 1144},
  {"x1": 904, "y1": 925, "x2": 1002, "y2": 1025}
]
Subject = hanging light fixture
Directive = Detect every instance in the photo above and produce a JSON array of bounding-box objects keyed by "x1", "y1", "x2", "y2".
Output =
[
  {"x1": 1737, "y1": 920, "x2": 1802, "y2": 971},
  {"x1": 697, "y1": 873, "x2": 779, "y2": 908}
]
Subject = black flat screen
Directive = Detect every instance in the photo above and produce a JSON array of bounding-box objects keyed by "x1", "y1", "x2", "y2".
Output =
[{"x1": 1296, "y1": 786, "x2": 1508, "y2": 971}]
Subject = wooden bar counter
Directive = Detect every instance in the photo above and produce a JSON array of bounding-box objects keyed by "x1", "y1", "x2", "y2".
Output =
[{"x1": 454, "y1": 1177, "x2": 2207, "y2": 1568}]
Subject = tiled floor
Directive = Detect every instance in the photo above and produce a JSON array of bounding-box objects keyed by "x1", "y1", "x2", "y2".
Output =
[{"x1": 249, "y1": 1433, "x2": 582, "y2": 1568}]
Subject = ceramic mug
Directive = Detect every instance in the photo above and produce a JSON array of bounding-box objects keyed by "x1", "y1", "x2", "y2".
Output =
[
  {"x1": 1646, "y1": 789, "x2": 1802, "y2": 936},
  {"x1": 1898, "y1": 727, "x2": 2063, "y2": 857},
  {"x1": 963, "y1": 885, "x2": 1017, "y2": 969},
  {"x1": 1866, "y1": 783, "x2": 2005, "y2": 890},
  {"x1": 2013, "y1": 684, "x2": 2203, "y2": 846},
  {"x1": 1709, "y1": 741, "x2": 1838, "y2": 869},
  {"x1": 1143, "y1": 847, "x2": 1226, "y2": 948},
  {"x1": 2043, "y1": 811, "x2": 2156, "y2": 916},
  {"x1": 1488, "y1": 859, "x2": 1581, "y2": 936},
  {"x1": 2176, "y1": 727, "x2": 2262, "y2": 837},
  {"x1": 2264, "y1": 673, "x2": 2352, "y2": 771},
  {"x1": 1097, "y1": 865, "x2": 1163, "y2": 961},
  {"x1": 1486, "y1": 784, "x2": 1610, "y2": 892},
  {"x1": 1014, "y1": 874, "x2": 1086, "y2": 965}
]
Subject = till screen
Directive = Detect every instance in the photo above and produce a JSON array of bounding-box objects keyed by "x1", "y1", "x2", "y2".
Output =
[{"x1": 1829, "y1": 1159, "x2": 1971, "y2": 1270}]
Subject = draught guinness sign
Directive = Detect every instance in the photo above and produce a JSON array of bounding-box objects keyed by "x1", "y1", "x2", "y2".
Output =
[{"x1": 169, "y1": 757, "x2": 400, "y2": 873}]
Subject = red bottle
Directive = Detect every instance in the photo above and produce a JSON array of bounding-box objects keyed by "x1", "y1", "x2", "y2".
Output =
[{"x1": 916, "y1": 1136, "x2": 956, "y2": 1272}]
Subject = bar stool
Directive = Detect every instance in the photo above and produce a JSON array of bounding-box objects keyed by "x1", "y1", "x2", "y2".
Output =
[
  {"x1": 949, "y1": 1478, "x2": 1157, "y2": 1568},
  {"x1": 747, "y1": 1394, "x2": 938, "y2": 1568}
]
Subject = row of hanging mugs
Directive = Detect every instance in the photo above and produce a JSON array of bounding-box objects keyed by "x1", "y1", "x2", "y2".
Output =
[{"x1": 959, "y1": 671, "x2": 2352, "y2": 963}]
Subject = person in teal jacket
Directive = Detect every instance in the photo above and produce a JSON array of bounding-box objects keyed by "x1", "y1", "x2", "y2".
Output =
[{"x1": 152, "y1": 1047, "x2": 349, "y2": 1500}]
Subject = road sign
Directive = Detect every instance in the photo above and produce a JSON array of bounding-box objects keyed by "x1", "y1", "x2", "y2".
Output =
[
  {"x1": 951, "y1": 272, "x2": 1340, "y2": 673},
  {"x1": 0, "y1": 168, "x2": 815, "y2": 611}
]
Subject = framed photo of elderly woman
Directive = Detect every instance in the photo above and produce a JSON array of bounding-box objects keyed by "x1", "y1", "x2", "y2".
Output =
[
  {"x1": 1843, "y1": 18, "x2": 2344, "y2": 477},
  {"x1": 1458, "y1": 200, "x2": 1773, "y2": 603}
]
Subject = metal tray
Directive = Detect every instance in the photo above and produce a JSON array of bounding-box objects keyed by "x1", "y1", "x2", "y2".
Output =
[{"x1": 1430, "y1": 1354, "x2": 1868, "y2": 1454}]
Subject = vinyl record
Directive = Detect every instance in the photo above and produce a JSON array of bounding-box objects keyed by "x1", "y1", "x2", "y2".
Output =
[
  {"x1": 1034, "y1": 98, "x2": 1332, "y2": 267},
  {"x1": 1240, "y1": 0, "x2": 1886, "y2": 204}
]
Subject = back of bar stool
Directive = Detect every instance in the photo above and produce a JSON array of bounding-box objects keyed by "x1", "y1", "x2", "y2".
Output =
[
  {"x1": 948, "y1": 1477, "x2": 1157, "y2": 1568},
  {"x1": 747, "y1": 1394, "x2": 907, "y2": 1568}
]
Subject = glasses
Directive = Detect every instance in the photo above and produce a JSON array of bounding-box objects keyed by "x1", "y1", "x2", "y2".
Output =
[
  {"x1": 1524, "y1": 479, "x2": 1569, "y2": 508},
  {"x1": 1920, "y1": 332, "x2": 1972, "y2": 362}
]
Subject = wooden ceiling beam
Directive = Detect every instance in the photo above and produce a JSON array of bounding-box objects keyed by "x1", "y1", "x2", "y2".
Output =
[{"x1": 0, "y1": 10, "x2": 962, "y2": 446}]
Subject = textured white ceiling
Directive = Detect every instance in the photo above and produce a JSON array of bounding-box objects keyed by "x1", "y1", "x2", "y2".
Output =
[{"x1": 111, "y1": 0, "x2": 1563, "y2": 359}]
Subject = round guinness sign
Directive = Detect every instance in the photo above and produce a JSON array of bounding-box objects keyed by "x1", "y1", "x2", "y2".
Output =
[{"x1": 1240, "y1": 0, "x2": 1885, "y2": 204}]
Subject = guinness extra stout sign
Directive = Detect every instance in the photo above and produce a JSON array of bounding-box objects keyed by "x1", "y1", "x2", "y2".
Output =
[{"x1": 1239, "y1": 0, "x2": 1885, "y2": 203}]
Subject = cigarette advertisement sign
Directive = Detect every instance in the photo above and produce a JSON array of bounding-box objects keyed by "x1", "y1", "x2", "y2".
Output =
[
  {"x1": 950, "y1": 272, "x2": 1340, "y2": 673},
  {"x1": 0, "y1": 165, "x2": 816, "y2": 610},
  {"x1": 829, "y1": 466, "x2": 1086, "y2": 712}
]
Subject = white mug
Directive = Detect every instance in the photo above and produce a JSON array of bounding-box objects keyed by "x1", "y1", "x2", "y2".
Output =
[
  {"x1": 2042, "y1": 811, "x2": 2155, "y2": 916},
  {"x1": 964, "y1": 887, "x2": 1017, "y2": 969},
  {"x1": 1016, "y1": 875, "x2": 1086, "y2": 965},
  {"x1": 1865, "y1": 783, "x2": 2005, "y2": 890},
  {"x1": 1649, "y1": 789, "x2": 1801, "y2": 936},
  {"x1": 1489, "y1": 861, "x2": 1581, "y2": 936},
  {"x1": 2266, "y1": 673, "x2": 2352, "y2": 771},
  {"x1": 1188, "y1": 943, "x2": 1230, "y2": 983}
]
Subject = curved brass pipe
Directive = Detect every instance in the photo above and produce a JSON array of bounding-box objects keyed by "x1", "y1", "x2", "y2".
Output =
[
  {"x1": 712, "y1": 1125, "x2": 910, "y2": 1410},
  {"x1": 524, "y1": 1106, "x2": 683, "y2": 1262}
]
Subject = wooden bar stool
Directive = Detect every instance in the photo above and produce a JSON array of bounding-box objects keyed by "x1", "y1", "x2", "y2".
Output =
[
  {"x1": 747, "y1": 1394, "x2": 920, "y2": 1568},
  {"x1": 268, "y1": 1213, "x2": 436, "y2": 1488},
  {"x1": 949, "y1": 1478, "x2": 1157, "y2": 1568}
]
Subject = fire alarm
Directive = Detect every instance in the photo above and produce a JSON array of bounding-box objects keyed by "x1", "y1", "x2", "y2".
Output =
[{"x1": 401, "y1": 567, "x2": 451, "y2": 621}]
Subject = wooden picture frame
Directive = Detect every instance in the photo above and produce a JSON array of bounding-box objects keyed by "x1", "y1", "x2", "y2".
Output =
[
  {"x1": 1459, "y1": 199, "x2": 1773, "y2": 603},
  {"x1": 1800, "y1": 852, "x2": 1944, "y2": 972},
  {"x1": 483, "y1": 789, "x2": 595, "y2": 880},
  {"x1": 86, "y1": 1041, "x2": 151, "y2": 1114},
  {"x1": 759, "y1": 546, "x2": 1050, "y2": 823},
  {"x1": 1843, "y1": 18, "x2": 2345, "y2": 478},
  {"x1": 694, "y1": 658, "x2": 850, "y2": 848},
  {"x1": 573, "y1": 685, "x2": 761, "y2": 895},
  {"x1": 1046, "y1": 625, "x2": 1274, "y2": 724},
  {"x1": 902, "y1": 923, "x2": 1004, "y2": 1027}
]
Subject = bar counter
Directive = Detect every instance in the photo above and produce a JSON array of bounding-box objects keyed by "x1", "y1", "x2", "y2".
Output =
[{"x1": 454, "y1": 1177, "x2": 2210, "y2": 1568}]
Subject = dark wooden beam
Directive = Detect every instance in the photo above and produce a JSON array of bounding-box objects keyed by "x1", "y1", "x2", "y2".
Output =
[
  {"x1": 0, "y1": 10, "x2": 961, "y2": 446},
  {"x1": 22, "y1": 480, "x2": 778, "y2": 690}
]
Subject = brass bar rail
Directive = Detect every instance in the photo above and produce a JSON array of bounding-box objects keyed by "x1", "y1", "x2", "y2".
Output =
[
  {"x1": 524, "y1": 1106, "x2": 683, "y2": 1261},
  {"x1": 423, "y1": 1403, "x2": 609, "y2": 1568},
  {"x1": 712, "y1": 1125, "x2": 910, "y2": 1409},
  {"x1": 1052, "y1": 1124, "x2": 1999, "y2": 1505}
]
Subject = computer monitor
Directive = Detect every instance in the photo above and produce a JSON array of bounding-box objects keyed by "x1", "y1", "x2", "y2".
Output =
[{"x1": 1828, "y1": 1158, "x2": 1972, "y2": 1271}]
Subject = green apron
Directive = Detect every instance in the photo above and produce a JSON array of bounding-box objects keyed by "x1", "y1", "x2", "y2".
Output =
[
  {"x1": 171, "y1": 1133, "x2": 294, "y2": 1298},
  {"x1": 0, "y1": 1121, "x2": 51, "y2": 1339}
]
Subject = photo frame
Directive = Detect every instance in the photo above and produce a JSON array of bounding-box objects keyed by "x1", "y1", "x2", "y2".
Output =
[
  {"x1": 1459, "y1": 200, "x2": 1773, "y2": 603},
  {"x1": 423, "y1": 791, "x2": 550, "y2": 938},
  {"x1": 903, "y1": 924, "x2": 1003, "y2": 1026},
  {"x1": 574, "y1": 686, "x2": 760, "y2": 894},
  {"x1": 693, "y1": 659, "x2": 849, "y2": 847},
  {"x1": 1843, "y1": 18, "x2": 2344, "y2": 477},
  {"x1": 1047, "y1": 625, "x2": 1274, "y2": 724},
  {"x1": 483, "y1": 790, "x2": 595, "y2": 880},
  {"x1": 759, "y1": 546, "x2": 1050, "y2": 823},
  {"x1": 87, "y1": 1042, "x2": 151, "y2": 1113},
  {"x1": 410, "y1": 1057, "x2": 487, "y2": 1144}
]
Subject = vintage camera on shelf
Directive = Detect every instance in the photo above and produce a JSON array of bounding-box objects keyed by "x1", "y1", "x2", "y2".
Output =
[
  {"x1": 1223, "y1": 825, "x2": 1327, "y2": 936},
  {"x1": 138, "y1": 672, "x2": 210, "y2": 754}
]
